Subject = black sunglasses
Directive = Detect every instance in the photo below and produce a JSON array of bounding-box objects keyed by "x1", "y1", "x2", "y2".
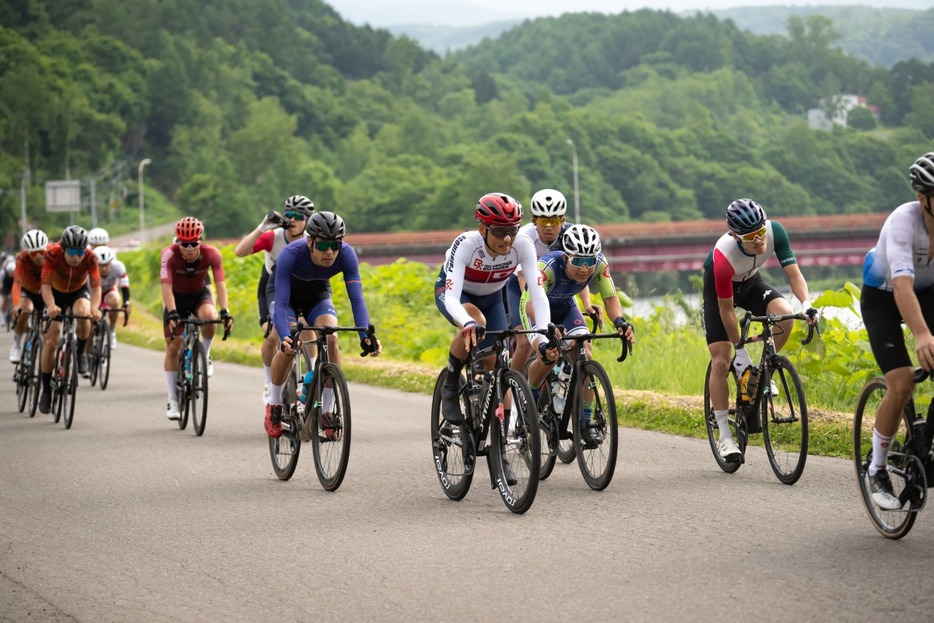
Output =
[
  {"x1": 179, "y1": 240, "x2": 201, "y2": 249},
  {"x1": 313, "y1": 240, "x2": 341, "y2": 252},
  {"x1": 487, "y1": 225, "x2": 519, "y2": 239}
]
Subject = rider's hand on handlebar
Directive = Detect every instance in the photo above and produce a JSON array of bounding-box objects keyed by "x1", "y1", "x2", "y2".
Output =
[
  {"x1": 805, "y1": 307, "x2": 820, "y2": 325},
  {"x1": 459, "y1": 322, "x2": 484, "y2": 350},
  {"x1": 219, "y1": 307, "x2": 234, "y2": 331},
  {"x1": 614, "y1": 317, "x2": 635, "y2": 344},
  {"x1": 90, "y1": 307, "x2": 102, "y2": 322},
  {"x1": 280, "y1": 334, "x2": 299, "y2": 355},
  {"x1": 167, "y1": 310, "x2": 180, "y2": 334},
  {"x1": 360, "y1": 336, "x2": 381, "y2": 357},
  {"x1": 915, "y1": 333, "x2": 934, "y2": 372},
  {"x1": 47, "y1": 303, "x2": 61, "y2": 319}
]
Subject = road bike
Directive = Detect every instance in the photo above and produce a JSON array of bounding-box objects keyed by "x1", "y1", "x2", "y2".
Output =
[
  {"x1": 88, "y1": 305, "x2": 129, "y2": 390},
  {"x1": 172, "y1": 315, "x2": 230, "y2": 436},
  {"x1": 44, "y1": 312, "x2": 91, "y2": 430},
  {"x1": 430, "y1": 327, "x2": 546, "y2": 514},
  {"x1": 853, "y1": 368, "x2": 934, "y2": 539},
  {"x1": 703, "y1": 311, "x2": 818, "y2": 484},
  {"x1": 269, "y1": 322, "x2": 377, "y2": 491},
  {"x1": 530, "y1": 318, "x2": 632, "y2": 490},
  {"x1": 13, "y1": 309, "x2": 42, "y2": 417}
]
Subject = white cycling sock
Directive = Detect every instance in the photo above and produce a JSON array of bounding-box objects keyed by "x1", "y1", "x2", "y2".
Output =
[
  {"x1": 322, "y1": 387, "x2": 335, "y2": 413},
  {"x1": 202, "y1": 336, "x2": 214, "y2": 357},
  {"x1": 263, "y1": 365, "x2": 272, "y2": 385},
  {"x1": 165, "y1": 371, "x2": 178, "y2": 402},
  {"x1": 869, "y1": 428, "x2": 894, "y2": 475},
  {"x1": 714, "y1": 409, "x2": 732, "y2": 440},
  {"x1": 13, "y1": 333, "x2": 22, "y2": 347},
  {"x1": 269, "y1": 382, "x2": 284, "y2": 405}
]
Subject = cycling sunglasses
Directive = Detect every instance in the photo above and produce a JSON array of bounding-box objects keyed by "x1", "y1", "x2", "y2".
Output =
[
  {"x1": 178, "y1": 240, "x2": 201, "y2": 249},
  {"x1": 64, "y1": 247, "x2": 86, "y2": 257},
  {"x1": 487, "y1": 224, "x2": 520, "y2": 239},
  {"x1": 568, "y1": 255, "x2": 597, "y2": 269},
  {"x1": 738, "y1": 225, "x2": 768, "y2": 242},
  {"x1": 283, "y1": 211, "x2": 306, "y2": 221},
  {"x1": 29, "y1": 250, "x2": 46, "y2": 258},
  {"x1": 534, "y1": 216, "x2": 564, "y2": 227},
  {"x1": 314, "y1": 240, "x2": 341, "y2": 252}
]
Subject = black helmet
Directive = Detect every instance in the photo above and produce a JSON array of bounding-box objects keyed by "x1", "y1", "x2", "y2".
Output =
[
  {"x1": 725, "y1": 199, "x2": 766, "y2": 235},
  {"x1": 60, "y1": 225, "x2": 89, "y2": 250},
  {"x1": 305, "y1": 211, "x2": 345, "y2": 240},
  {"x1": 909, "y1": 152, "x2": 934, "y2": 194}
]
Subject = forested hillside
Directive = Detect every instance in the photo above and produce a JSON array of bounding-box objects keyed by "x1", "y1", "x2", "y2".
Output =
[{"x1": 1, "y1": 1, "x2": 933, "y2": 243}]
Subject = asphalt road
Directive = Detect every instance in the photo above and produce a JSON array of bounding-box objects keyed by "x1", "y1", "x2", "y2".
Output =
[{"x1": 1, "y1": 329, "x2": 933, "y2": 622}]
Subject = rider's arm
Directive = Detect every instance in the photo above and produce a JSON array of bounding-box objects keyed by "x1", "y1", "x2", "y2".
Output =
[
  {"x1": 234, "y1": 229, "x2": 274, "y2": 257},
  {"x1": 159, "y1": 247, "x2": 177, "y2": 312},
  {"x1": 442, "y1": 234, "x2": 475, "y2": 328},
  {"x1": 338, "y1": 246, "x2": 370, "y2": 337},
  {"x1": 272, "y1": 249, "x2": 296, "y2": 341},
  {"x1": 894, "y1": 276, "x2": 933, "y2": 343},
  {"x1": 518, "y1": 237, "x2": 551, "y2": 333},
  {"x1": 782, "y1": 263, "x2": 811, "y2": 311},
  {"x1": 710, "y1": 250, "x2": 741, "y2": 344},
  {"x1": 88, "y1": 258, "x2": 102, "y2": 312}
]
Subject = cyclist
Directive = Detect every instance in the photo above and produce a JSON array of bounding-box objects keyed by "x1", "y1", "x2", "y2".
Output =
[
  {"x1": 160, "y1": 217, "x2": 233, "y2": 420},
  {"x1": 859, "y1": 152, "x2": 934, "y2": 510},
  {"x1": 435, "y1": 192, "x2": 552, "y2": 424},
  {"x1": 38, "y1": 226, "x2": 102, "y2": 413},
  {"x1": 93, "y1": 246, "x2": 131, "y2": 348},
  {"x1": 9, "y1": 229, "x2": 48, "y2": 363},
  {"x1": 703, "y1": 198, "x2": 819, "y2": 462},
  {"x1": 1, "y1": 253, "x2": 15, "y2": 329},
  {"x1": 234, "y1": 195, "x2": 315, "y2": 403},
  {"x1": 263, "y1": 210, "x2": 381, "y2": 438},
  {"x1": 524, "y1": 225, "x2": 635, "y2": 444},
  {"x1": 88, "y1": 227, "x2": 110, "y2": 249},
  {"x1": 505, "y1": 189, "x2": 596, "y2": 375}
]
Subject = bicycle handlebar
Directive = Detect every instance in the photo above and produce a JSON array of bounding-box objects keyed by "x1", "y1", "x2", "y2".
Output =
[
  {"x1": 41, "y1": 312, "x2": 94, "y2": 333},
  {"x1": 288, "y1": 322, "x2": 378, "y2": 357},
  {"x1": 737, "y1": 311, "x2": 821, "y2": 348},
  {"x1": 169, "y1": 316, "x2": 231, "y2": 341}
]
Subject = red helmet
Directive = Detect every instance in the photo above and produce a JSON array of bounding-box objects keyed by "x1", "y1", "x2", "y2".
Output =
[
  {"x1": 475, "y1": 193, "x2": 522, "y2": 226},
  {"x1": 175, "y1": 216, "x2": 204, "y2": 242}
]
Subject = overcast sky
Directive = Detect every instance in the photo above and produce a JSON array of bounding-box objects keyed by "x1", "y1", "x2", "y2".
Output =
[{"x1": 327, "y1": 0, "x2": 928, "y2": 26}]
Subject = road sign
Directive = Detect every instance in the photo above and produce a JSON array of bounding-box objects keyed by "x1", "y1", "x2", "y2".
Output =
[{"x1": 45, "y1": 180, "x2": 81, "y2": 213}]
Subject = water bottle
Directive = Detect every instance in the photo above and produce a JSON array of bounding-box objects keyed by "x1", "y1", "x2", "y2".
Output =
[
  {"x1": 184, "y1": 348, "x2": 192, "y2": 379},
  {"x1": 299, "y1": 370, "x2": 315, "y2": 404},
  {"x1": 552, "y1": 361, "x2": 571, "y2": 413}
]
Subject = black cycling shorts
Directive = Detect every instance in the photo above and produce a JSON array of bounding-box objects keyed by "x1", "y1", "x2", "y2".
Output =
[
  {"x1": 862, "y1": 283, "x2": 934, "y2": 374},
  {"x1": 702, "y1": 269, "x2": 785, "y2": 345}
]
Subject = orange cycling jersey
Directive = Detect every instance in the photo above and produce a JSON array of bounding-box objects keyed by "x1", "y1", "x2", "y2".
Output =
[
  {"x1": 11, "y1": 249, "x2": 43, "y2": 306},
  {"x1": 41, "y1": 243, "x2": 101, "y2": 293}
]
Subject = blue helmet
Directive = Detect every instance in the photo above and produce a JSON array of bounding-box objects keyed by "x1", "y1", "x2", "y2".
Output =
[{"x1": 725, "y1": 199, "x2": 766, "y2": 235}]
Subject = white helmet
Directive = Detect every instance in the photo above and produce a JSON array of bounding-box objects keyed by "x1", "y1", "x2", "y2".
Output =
[
  {"x1": 88, "y1": 227, "x2": 110, "y2": 246},
  {"x1": 561, "y1": 224, "x2": 602, "y2": 256},
  {"x1": 93, "y1": 246, "x2": 116, "y2": 265},
  {"x1": 21, "y1": 229, "x2": 49, "y2": 252},
  {"x1": 530, "y1": 189, "x2": 568, "y2": 218}
]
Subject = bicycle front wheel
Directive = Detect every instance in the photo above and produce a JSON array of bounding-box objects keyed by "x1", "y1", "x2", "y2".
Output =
[
  {"x1": 99, "y1": 321, "x2": 112, "y2": 390},
  {"x1": 177, "y1": 364, "x2": 190, "y2": 431},
  {"x1": 853, "y1": 377, "x2": 919, "y2": 539},
  {"x1": 572, "y1": 360, "x2": 619, "y2": 491},
  {"x1": 15, "y1": 357, "x2": 28, "y2": 412},
  {"x1": 430, "y1": 370, "x2": 473, "y2": 500},
  {"x1": 89, "y1": 326, "x2": 101, "y2": 387},
  {"x1": 310, "y1": 362, "x2": 351, "y2": 491},
  {"x1": 26, "y1": 335, "x2": 42, "y2": 418},
  {"x1": 191, "y1": 343, "x2": 209, "y2": 436},
  {"x1": 761, "y1": 356, "x2": 808, "y2": 484},
  {"x1": 489, "y1": 370, "x2": 540, "y2": 514},
  {"x1": 62, "y1": 343, "x2": 79, "y2": 430},
  {"x1": 703, "y1": 362, "x2": 746, "y2": 474}
]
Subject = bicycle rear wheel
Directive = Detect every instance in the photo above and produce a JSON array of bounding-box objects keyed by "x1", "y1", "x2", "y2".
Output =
[
  {"x1": 191, "y1": 343, "x2": 209, "y2": 436},
  {"x1": 26, "y1": 334, "x2": 42, "y2": 418},
  {"x1": 490, "y1": 370, "x2": 540, "y2": 513},
  {"x1": 62, "y1": 343, "x2": 78, "y2": 429},
  {"x1": 761, "y1": 356, "x2": 808, "y2": 484},
  {"x1": 853, "y1": 377, "x2": 920, "y2": 539},
  {"x1": 269, "y1": 361, "x2": 302, "y2": 480},
  {"x1": 99, "y1": 320, "x2": 112, "y2": 390},
  {"x1": 572, "y1": 360, "x2": 619, "y2": 491},
  {"x1": 430, "y1": 370, "x2": 473, "y2": 500},
  {"x1": 310, "y1": 362, "x2": 351, "y2": 491},
  {"x1": 703, "y1": 362, "x2": 746, "y2": 473}
]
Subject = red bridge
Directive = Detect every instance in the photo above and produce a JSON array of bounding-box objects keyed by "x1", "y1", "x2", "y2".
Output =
[{"x1": 344, "y1": 213, "x2": 887, "y2": 273}]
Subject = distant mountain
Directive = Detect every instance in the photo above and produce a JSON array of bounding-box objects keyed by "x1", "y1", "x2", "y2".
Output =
[{"x1": 365, "y1": 5, "x2": 934, "y2": 67}]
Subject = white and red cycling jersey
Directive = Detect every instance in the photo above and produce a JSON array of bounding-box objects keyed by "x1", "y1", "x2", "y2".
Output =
[
  {"x1": 704, "y1": 220, "x2": 797, "y2": 298},
  {"x1": 250, "y1": 228, "x2": 293, "y2": 272},
  {"x1": 100, "y1": 259, "x2": 129, "y2": 294},
  {"x1": 441, "y1": 231, "x2": 550, "y2": 329}
]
